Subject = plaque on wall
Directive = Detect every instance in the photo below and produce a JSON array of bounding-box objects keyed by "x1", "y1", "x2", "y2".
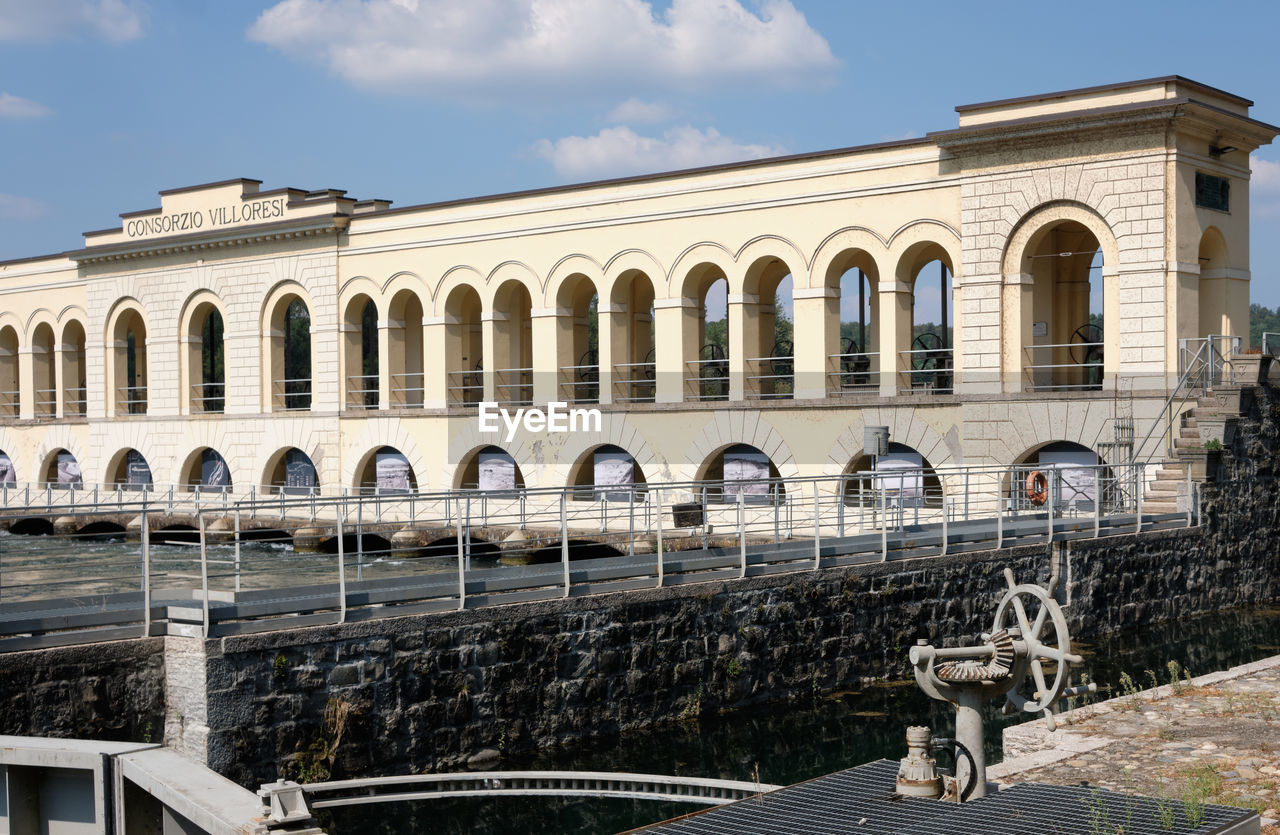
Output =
[
  {"x1": 125, "y1": 450, "x2": 152, "y2": 488},
  {"x1": 375, "y1": 450, "x2": 412, "y2": 493},
  {"x1": 593, "y1": 449, "x2": 634, "y2": 502},
  {"x1": 875, "y1": 451, "x2": 924, "y2": 508},
  {"x1": 201, "y1": 449, "x2": 231, "y2": 489},
  {"x1": 1040, "y1": 449, "x2": 1098, "y2": 509},
  {"x1": 57, "y1": 452, "x2": 82, "y2": 486},
  {"x1": 284, "y1": 449, "x2": 317, "y2": 496},
  {"x1": 723, "y1": 448, "x2": 770, "y2": 503},
  {"x1": 478, "y1": 450, "x2": 516, "y2": 492}
]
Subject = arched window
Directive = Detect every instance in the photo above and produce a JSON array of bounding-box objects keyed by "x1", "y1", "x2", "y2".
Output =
[
  {"x1": 60, "y1": 320, "x2": 86, "y2": 417},
  {"x1": 282, "y1": 298, "x2": 311, "y2": 411},
  {"x1": 0, "y1": 326, "x2": 18, "y2": 418},
  {"x1": 31, "y1": 323, "x2": 55, "y2": 418},
  {"x1": 344, "y1": 296, "x2": 378, "y2": 409},
  {"x1": 608, "y1": 271, "x2": 656, "y2": 403},
  {"x1": 444, "y1": 286, "x2": 484, "y2": 407},
  {"x1": 111, "y1": 309, "x2": 148, "y2": 415}
]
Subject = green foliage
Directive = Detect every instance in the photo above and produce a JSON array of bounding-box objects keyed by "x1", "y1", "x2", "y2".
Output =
[
  {"x1": 679, "y1": 683, "x2": 704, "y2": 721},
  {"x1": 273, "y1": 654, "x2": 288, "y2": 683},
  {"x1": 1204, "y1": 438, "x2": 1223, "y2": 451},
  {"x1": 1250, "y1": 302, "x2": 1280, "y2": 349},
  {"x1": 725, "y1": 656, "x2": 744, "y2": 678}
]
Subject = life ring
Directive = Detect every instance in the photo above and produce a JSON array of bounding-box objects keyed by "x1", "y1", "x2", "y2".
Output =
[{"x1": 1025, "y1": 470, "x2": 1049, "y2": 506}]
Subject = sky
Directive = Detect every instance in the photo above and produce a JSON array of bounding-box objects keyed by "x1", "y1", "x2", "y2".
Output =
[{"x1": 3, "y1": 0, "x2": 1280, "y2": 316}]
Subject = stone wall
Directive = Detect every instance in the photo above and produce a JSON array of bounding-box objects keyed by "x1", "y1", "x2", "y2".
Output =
[
  {"x1": 190, "y1": 385, "x2": 1280, "y2": 787},
  {"x1": 0, "y1": 637, "x2": 165, "y2": 743}
]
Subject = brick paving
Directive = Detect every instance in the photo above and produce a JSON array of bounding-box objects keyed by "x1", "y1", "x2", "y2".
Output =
[{"x1": 991, "y1": 655, "x2": 1280, "y2": 832}]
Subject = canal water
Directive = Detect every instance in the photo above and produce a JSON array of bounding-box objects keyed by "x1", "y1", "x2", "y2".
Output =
[{"x1": 320, "y1": 605, "x2": 1280, "y2": 834}]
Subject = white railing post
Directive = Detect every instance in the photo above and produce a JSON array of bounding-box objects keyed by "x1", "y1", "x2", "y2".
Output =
[
  {"x1": 996, "y1": 496, "x2": 1004, "y2": 550},
  {"x1": 337, "y1": 499, "x2": 347, "y2": 623},
  {"x1": 738, "y1": 491, "x2": 746, "y2": 580},
  {"x1": 1046, "y1": 469, "x2": 1055, "y2": 544},
  {"x1": 1186, "y1": 467, "x2": 1194, "y2": 527},
  {"x1": 233, "y1": 507, "x2": 242, "y2": 593},
  {"x1": 141, "y1": 509, "x2": 150, "y2": 637},
  {"x1": 1135, "y1": 464, "x2": 1144, "y2": 534},
  {"x1": 198, "y1": 512, "x2": 209, "y2": 639},
  {"x1": 812, "y1": 485, "x2": 821, "y2": 571},
  {"x1": 655, "y1": 488, "x2": 665, "y2": 588},
  {"x1": 1094, "y1": 467, "x2": 1102, "y2": 539},
  {"x1": 455, "y1": 496, "x2": 466, "y2": 610},
  {"x1": 560, "y1": 492, "x2": 570, "y2": 599},
  {"x1": 940, "y1": 496, "x2": 948, "y2": 557},
  {"x1": 356, "y1": 494, "x2": 364, "y2": 582},
  {"x1": 880, "y1": 481, "x2": 888, "y2": 562}
]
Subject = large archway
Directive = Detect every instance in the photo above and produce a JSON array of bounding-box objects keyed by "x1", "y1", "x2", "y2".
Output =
[
  {"x1": 263, "y1": 289, "x2": 313, "y2": 412},
  {"x1": 355, "y1": 446, "x2": 419, "y2": 494},
  {"x1": 182, "y1": 296, "x2": 226, "y2": 414},
  {"x1": 60, "y1": 319, "x2": 86, "y2": 417},
  {"x1": 106, "y1": 448, "x2": 153, "y2": 489},
  {"x1": 108, "y1": 306, "x2": 148, "y2": 416},
  {"x1": 455, "y1": 445, "x2": 525, "y2": 491},
  {"x1": 841, "y1": 442, "x2": 941, "y2": 510},
  {"x1": 682, "y1": 263, "x2": 729, "y2": 402},
  {"x1": 444, "y1": 284, "x2": 483, "y2": 407},
  {"x1": 742, "y1": 256, "x2": 795, "y2": 400},
  {"x1": 608, "y1": 269, "x2": 656, "y2": 403},
  {"x1": 568, "y1": 444, "x2": 647, "y2": 501},
  {"x1": 387, "y1": 288, "x2": 426, "y2": 407},
  {"x1": 343, "y1": 293, "x2": 379, "y2": 410},
  {"x1": 0, "y1": 326, "x2": 18, "y2": 418},
  {"x1": 826, "y1": 249, "x2": 880, "y2": 396},
  {"x1": 181, "y1": 447, "x2": 233, "y2": 493},
  {"x1": 492, "y1": 280, "x2": 533, "y2": 406},
  {"x1": 696, "y1": 443, "x2": 783, "y2": 502},
  {"x1": 42, "y1": 448, "x2": 82, "y2": 487},
  {"x1": 264, "y1": 447, "x2": 320, "y2": 495},
  {"x1": 30, "y1": 322, "x2": 56, "y2": 418},
  {"x1": 555, "y1": 274, "x2": 600, "y2": 404},
  {"x1": 1010, "y1": 441, "x2": 1103, "y2": 512}
]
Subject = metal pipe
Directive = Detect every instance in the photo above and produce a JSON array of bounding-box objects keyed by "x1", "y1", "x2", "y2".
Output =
[{"x1": 337, "y1": 500, "x2": 347, "y2": 623}]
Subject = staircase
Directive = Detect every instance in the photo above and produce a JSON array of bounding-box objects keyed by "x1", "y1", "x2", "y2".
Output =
[{"x1": 1140, "y1": 390, "x2": 1241, "y2": 514}]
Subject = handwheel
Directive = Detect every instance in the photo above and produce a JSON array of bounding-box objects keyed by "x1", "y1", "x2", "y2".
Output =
[{"x1": 991, "y1": 579, "x2": 1074, "y2": 718}]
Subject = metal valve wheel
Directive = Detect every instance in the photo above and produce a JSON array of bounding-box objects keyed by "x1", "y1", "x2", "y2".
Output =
[{"x1": 992, "y1": 577, "x2": 1077, "y2": 721}]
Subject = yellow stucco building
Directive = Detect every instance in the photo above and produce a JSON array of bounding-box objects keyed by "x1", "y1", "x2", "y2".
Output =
[{"x1": 0, "y1": 76, "x2": 1272, "y2": 498}]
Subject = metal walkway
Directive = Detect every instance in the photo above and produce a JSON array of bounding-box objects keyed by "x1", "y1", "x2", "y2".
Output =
[
  {"x1": 629, "y1": 760, "x2": 1258, "y2": 835},
  {"x1": 0, "y1": 506, "x2": 1194, "y2": 651}
]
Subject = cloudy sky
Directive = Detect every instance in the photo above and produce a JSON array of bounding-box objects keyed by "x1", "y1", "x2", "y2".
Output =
[{"x1": 2, "y1": 0, "x2": 1279, "y2": 304}]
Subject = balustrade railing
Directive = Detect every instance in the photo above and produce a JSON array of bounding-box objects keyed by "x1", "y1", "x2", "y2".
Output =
[
  {"x1": 494, "y1": 367, "x2": 533, "y2": 407},
  {"x1": 1022, "y1": 342, "x2": 1101, "y2": 392},
  {"x1": 64, "y1": 387, "x2": 87, "y2": 417},
  {"x1": 612, "y1": 362, "x2": 656, "y2": 403},
  {"x1": 558, "y1": 363, "x2": 599, "y2": 404},
  {"x1": 685, "y1": 358, "x2": 729, "y2": 401},
  {"x1": 391, "y1": 372, "x2": 425, "y2": 407},
  {"x1": 900, "y1": 347, "x2": 954, "y2": 394},
  {"x1": 347, "y1": 374, "x2": 379, "y2": 410},
  {"x1": 447, "y1": 368, "x2": 483, "y2": 407},
  {"x1": 272, "y1": 378, "x2": 311, "y2": 412},
  {"x1": 34, "y1": 388, "x2": 56, "y2": 418},
  {"x1": 744, "y1": 356, "x2": 793, "y2": 400},
  {"x1": 191, "y1": 382, "x2": 225, "y2": 414},
  {"x1": 827, "y1": 350, "x2": 878, "y2": 396},
  {"x1": 117, "y1": 384, "x2": 148, "y2": 415}
]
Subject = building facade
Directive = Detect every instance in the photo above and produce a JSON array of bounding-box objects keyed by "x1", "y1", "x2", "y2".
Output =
[{"x1": 0, "y1": 76, "x2": 1273, "y2": 496}]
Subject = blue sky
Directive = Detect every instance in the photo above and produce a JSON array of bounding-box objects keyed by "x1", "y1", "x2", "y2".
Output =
[{"x1": 3, "y1": 0, "x2": 1280, "y2": 313}]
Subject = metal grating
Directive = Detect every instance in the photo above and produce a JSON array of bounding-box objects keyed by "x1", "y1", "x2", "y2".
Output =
[{"x1": 630, "y1": 760, "x2": 1256, "y2": 835}]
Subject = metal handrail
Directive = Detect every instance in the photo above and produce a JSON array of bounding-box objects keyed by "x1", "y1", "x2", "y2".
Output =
[
  {"x1": 272, "y1": 377, "x2": 311, "y2": 411},
  {"x1": 900, "y1": 347, "x2": 954, "y2": 394},
  {"x1": 744, "y1": 355, "x2": 793, "y2": 399},
  {"x1": 494, "y1": 367, "x2": 533, "y2": 407},
  {"x1": 612, "y1": 361, "x2": 656, "y2": 403},
  {"x1": 346, "y1": 374, "x2": 379, "y2": 409},
  {"x1": 685, "y1": 357, "x2": 729, "y2": 401},
  {"x1": 191, "y1": 382, "x2": 225, "y2": 413},
  {"x1": 1133, "y1": 339, "x2": 1217, "y2": 462}
]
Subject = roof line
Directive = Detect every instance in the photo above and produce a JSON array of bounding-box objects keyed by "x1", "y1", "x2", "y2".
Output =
[{"x1": 955, "y1": 75, "x2": 1253, "y2": 113}]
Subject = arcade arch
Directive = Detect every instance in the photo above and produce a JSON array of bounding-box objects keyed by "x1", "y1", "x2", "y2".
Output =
[
  {"x1": 695, "y1": 443, "x2": 783, "y2": 501},
  {"x1": 455, "y1": 445, "x2": 525, "y2": 491},
  {"x1": 682, "y1": 263, "x2": 730, "y2": 402},
  {"x1": 107, "y1": 305, "x2": 148, "y2": 417},
  {"x1": 492, "y1": 280, "x2": 533, "y2": 406},
  {"x1": 105, "y1": 448, "x2": 152, "y2": 488},
  {"x1": 387, "y1": 287, "x2": 426, "y2": 407},
  {"x1": 1198, "y1": 227, "x2": 1231, "y2": 340},
  {"x1": 181, "y1": 447, "x2": 232, "y2": 492},
  {"x1": 343, "y1": 294, "x2": 379, "y2": 410},
  {"x1": 444, "y1": 284, "x2": 484, "y2": 407},
  {"x1": 568, "y1": 443, "x2": 647, "y2": 500},
  {"x1": 607, "y1": 269, "x2": 656, "y2": 403},
  {"x1": 841, "y1": 442, "x2": 942, "y2": 508},
  {"x1": 30, "y1": 322, "x2": 56, "y2": 418},
  {"x1": 826, "y1": 249, "x2": 880, "y2": 395},
  {"x1": 741, "y1": 255, "x2": 795, "y2": 399},
  {"x1": 263, "y1": 288, "x2": 313, "y2": 412},
  {"x1": 41, "y1": 448, "x2": 82, "y2": 487},
  {"x1": 60, "y1": 319, "x2": 86, "y2": 417},
  {"x1": 263, "y1": 447, "x2": 320, "y2": 495},
  {"x1": 354, "y1": 446, "x2": 418, "y2": 494},
  {"x1": 554, "y1": 274, "x2": 600, "y2": 404},
  {"x1": 181, "y1": 295, "x2": 226, "y2": 414},
  {"x1": 0, "y1": 326, "x2": 17, "y2": 417}
]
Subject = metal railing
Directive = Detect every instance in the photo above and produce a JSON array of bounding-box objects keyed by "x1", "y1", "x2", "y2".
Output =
[
  {"x1": 191, "y1": 382, "x2": 225, "y2": 414},
  {"x1": 686, "y1": 358, "x2": 729, "y2": 401},
  {"x1": 1136, "y1": 336, "x2": 1240, "y2": 462},
  {"x1": 1022, "y1": 342, "x2": 1102, "y2": 392},
  {"x1": 64, "y1": 387, "x2": 87, "y2": 416},
  {"x1": 0, "y1": 460, "x2": 1193, "y2": 649},
  {"x1": 294, "y1": 770, "x2": 780, "y2": 809},
  {"x1": 0, "y1": 390, "x2": 16, "y2": 417},
  {"x1": 346, "y1": 374, "x2": 378, "y2": 410},
  {"x1": 827, "y1": 351, "x2": 878, "y2": 396},
  {"x1": 900, "y1": 347, "x2": 954, "y2": 394},
  {"x1": 494, "y1": 367, "x2": 533, "y2": 407},
  {"x1": 34, "y1": 388, "x2": 56, "y2": 418},
  {"x1": 745, "y1": 356, "x2": 793, "y2": 400},
  {"x1": 118, "y1": 385, "x2": 147, "y2": 415},
  {"x1": 1263, "y1": 332, "x2": 1280, "y2": 357},
  {"x1": 558, "y1": 363, "x2": 599, "y2": 404},
  {"x1": 390, "y1": 372, "x2": 424, "y2": 407},
  {"x1": 447, "y1": 369, "x2": 483, "y2": 407},
  {"x1": 612, "y1": 361, "x2": 656, "y2": 403},
  {"x1": 272, "y1": 378, "x2": 311, "y2": 412}
]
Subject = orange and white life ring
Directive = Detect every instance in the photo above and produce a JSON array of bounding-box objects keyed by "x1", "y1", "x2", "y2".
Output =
[{"x1": 1025, "y1": 470, "x2": 1049, "y2": 506}]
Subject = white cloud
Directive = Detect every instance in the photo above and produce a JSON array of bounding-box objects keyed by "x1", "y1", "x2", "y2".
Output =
[
  {"x1": 248, "y1": 0, "x2": 838, "y2": 99},
  {"x1": 1253, "y1": 157, "x2": 1280, "y2": 194},
  {"x1": 534, "y1": 124, "x2": 784, "y2": 179},
  {"x1": 607, "y1": 98, "x2": 671, "y2": 125},
  {"x1": 0, "y1": 194, "x2": 48, "y2": 221},
  {"x1": 0, "y1": 0, "x2": 146, "y2": 42},
  {"x1": 0, "y1": 93, "x2": 51, "y2": 119}
]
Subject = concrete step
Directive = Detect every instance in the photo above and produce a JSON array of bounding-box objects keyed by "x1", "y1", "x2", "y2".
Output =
[
  {"x1": 1173, "y1": 437, "x2": 1203, "y2": 450},
  {"x1": 1154, "y1": 469, "x2": 1187, "y2": 481}
]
